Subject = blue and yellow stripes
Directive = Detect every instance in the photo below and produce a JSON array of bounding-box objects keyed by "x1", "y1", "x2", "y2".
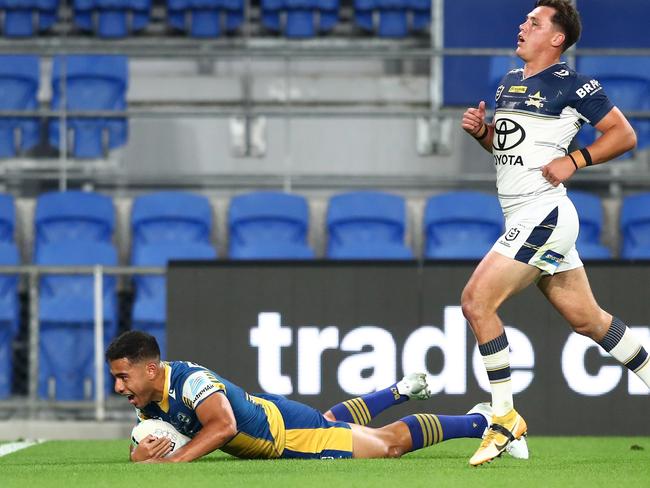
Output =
[{"x1": 340, "y1": 398, "x2": 372, "y2": 426}]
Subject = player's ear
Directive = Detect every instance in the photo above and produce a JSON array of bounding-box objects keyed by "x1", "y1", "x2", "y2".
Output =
[
  {"x1": 551, "y1": 31, "x2": 565, "y2": 49},
  {"x1": 145, "y1": 360, "x2": 158, "y2": 378}
]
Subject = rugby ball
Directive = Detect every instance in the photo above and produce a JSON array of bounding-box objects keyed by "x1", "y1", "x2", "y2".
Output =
[{"x1": 131, "y1": 419, "x2": 190, "y2": 455}]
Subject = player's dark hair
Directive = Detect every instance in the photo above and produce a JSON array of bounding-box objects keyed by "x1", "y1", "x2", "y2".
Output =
[
  {"x1": 535, "y1": 0, "x2": 581, "y2": 52},
  {"x1": 105, "y1": 330, "x2": 160, "y2": 363}
]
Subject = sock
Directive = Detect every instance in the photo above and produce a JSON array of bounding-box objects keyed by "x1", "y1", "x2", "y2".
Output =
[
  {"x1": 479, "y1": 332, "x2": 513, "y2": 417},
  {"x1": 329, "y1": 384, "x2": 408, "y2": 425},
  {"x1": 599, "y1": 317, "x2": 650, "y2": 388},
  {"x1": 400, "y1": 413, "x2": 487, "y2": 451}
]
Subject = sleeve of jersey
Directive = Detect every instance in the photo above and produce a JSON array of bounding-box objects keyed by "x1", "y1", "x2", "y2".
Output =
[
  {"x1": 571, "y1": 74, "x2": 614, "y2": 126},
  {"x1": 181, "y1": 370, "x2": 227, "y2": 410}
]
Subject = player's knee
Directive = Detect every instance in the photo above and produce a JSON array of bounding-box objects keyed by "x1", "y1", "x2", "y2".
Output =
[
  {"x1": 568, "y1": 310, "x2": 610, "y2": 340},
  {"x1": 461, "y1": 286, "x2": 489, "y2": 324}
]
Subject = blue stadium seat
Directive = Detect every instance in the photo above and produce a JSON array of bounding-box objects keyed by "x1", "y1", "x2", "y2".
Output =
[
  {"x1": 0, "y1": 242, "x2": 19, "y2": 399},
  {"x1": 73, "y1": 0, "x2": 151, "y2": 38},
  {"x1": 131, "y1": 191, "x2": 213, "y2": 250},
  {"x1": 34, "y1": 191, "x2": 115, "y2": 250},
  {"x1": 0, "y1": 55, "x2": 40, "y2": 157},
  {"x1": 49, "y1": 55, "x2": 128, "y2": 159},
  {"x1": 354, "y1": 0, "x2": 427, "y2": 38},
  {"x1": 568, "y1": 190, "x2": 612, "y2": 260},
  {"x1": 488, "y1": 55, "x2": 524, "y2": 94},
  {"x1": 0, "y1": 0, "x2": 58, "y2": 37},
  {"x1": 327, "y1": 191, "x2": 413, "y2": 260},
  {"x1": 261, "y1": 0, "x2": 338, "y2": 38},
  {"x1": 424, "y1": 191, "x2": 503, "y2": 260},
  {"x1": 37, "y1": 240, "x2": 118, "y2": 400},
  {"x1": 167, "y1": 0, "x2": 244, "y2": 38},
  {"x1": 620, "y1": 193, "x2": 650, "y2": 260},
  {"x1": 577, "y1": 76, "x2": 650, "y2": 155},
  {"x1": 131, "y1": 242, "x2": 217, "y2": 356},
  {"x1": 229, "y1": 191, "x2": 315, "y2": 259},
  {"x1": 0, "y1": 193, "x2": 16, "y2": 243},
  {"x1": 409, "y1": 0, "x2": 429, "y2": 32}
]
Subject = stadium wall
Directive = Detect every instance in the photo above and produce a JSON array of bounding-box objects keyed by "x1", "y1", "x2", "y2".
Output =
[{"x1": 168, "y1": 261, "x2": 650, "y2": 436}]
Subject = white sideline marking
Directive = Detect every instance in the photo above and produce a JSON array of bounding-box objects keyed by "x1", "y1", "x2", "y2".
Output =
[{"x1": 0, "y1": 440, "x2": 43, "y2": 458}]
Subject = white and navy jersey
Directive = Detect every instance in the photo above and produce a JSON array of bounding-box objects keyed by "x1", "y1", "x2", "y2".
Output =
[{"x1": 492, "y1": 62, "x2": 613, "y2": 214}]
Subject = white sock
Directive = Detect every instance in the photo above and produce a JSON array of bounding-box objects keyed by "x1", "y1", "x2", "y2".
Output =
[
  {"x1": 600, "y1": 317, "x2": 650, "y2": 388},
  {"x1": 479, "y1": 332, "x2": 513, "y2": 417}
]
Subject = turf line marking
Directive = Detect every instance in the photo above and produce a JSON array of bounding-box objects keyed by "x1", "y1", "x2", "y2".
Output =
[{"x1": 0, "y1": 440, "x2": 44, "y2": 458}]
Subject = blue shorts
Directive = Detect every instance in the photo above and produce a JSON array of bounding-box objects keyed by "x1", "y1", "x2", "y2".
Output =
[{"x1": 257, "y1": 393, "x2": 353, "y2": 459}]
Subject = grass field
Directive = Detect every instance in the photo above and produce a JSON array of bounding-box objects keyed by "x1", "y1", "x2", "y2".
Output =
[{"x1": 1, "y1": 437, "x2": 649, "y2": 488}]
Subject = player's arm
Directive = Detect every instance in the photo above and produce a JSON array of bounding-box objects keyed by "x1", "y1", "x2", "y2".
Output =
[
  {"x1": 159, "y1": 392, "x2": 237, "y2": 463},
  {"x1": 541, "y1": 107, "x2": 637, "y2": 186},
  {"x1": 461, "y1": 100, "x2": 493, "y2": 153}
]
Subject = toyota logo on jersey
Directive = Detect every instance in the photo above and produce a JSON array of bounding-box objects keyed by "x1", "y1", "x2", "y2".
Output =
[{"x1": 493, "y1": 118, "x2": 526, "y2": 151}]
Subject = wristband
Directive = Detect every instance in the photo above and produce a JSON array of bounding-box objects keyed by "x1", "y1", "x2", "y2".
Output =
[
  {"x1": 473, "y1": 124, "x2": 489, "y2": 140},
  {"x1": 579, "y1": 147, "x2": 593, "y2": 166},
  {"x1": 568, "y1": 153, "x2": 578, "y2": 170}
]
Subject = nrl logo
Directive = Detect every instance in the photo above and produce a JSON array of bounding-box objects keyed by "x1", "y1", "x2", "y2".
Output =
[
  {"x1": 553, "y1": 69, "x2": 570, "y2": 78},
  {"x1": 525, "y1": 91, "x2": 546, "y2": 108}
]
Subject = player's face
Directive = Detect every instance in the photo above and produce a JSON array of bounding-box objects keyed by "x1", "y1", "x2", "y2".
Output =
[
  {"x1": 516, "y1": 6, "x2": 563, "y2": 61},
  {"x1": 109, "y1": 358, "x2": 156, "y2": 409}
]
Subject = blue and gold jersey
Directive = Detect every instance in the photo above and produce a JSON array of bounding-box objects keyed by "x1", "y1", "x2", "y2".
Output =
[
  {"x1": 136, "y1": 361, "x2": 352, "y2": 460},
  {"x1": 492, "y1": 62, "x2": 614, "y2": 213}
]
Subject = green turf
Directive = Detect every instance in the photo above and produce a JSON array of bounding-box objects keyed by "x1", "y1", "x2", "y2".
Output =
[{"x1": 1, "y1": 438, "x2": 649, "y2": 488}]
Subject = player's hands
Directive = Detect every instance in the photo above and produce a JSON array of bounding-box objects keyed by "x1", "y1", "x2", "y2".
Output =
[
  {"x1": 462, "y1": 101, "x2": 487, "y2": 137},
  {"x1": 131, "y1": 435, "x2": 172, "y2": 462},
  {"x1": 541, "y1": 156, "x2": 577, "y2": 186}
]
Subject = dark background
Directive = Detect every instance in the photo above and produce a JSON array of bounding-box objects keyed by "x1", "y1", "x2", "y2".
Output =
[{"x1": 168, "y1": 261, "x2": 650, "y2": 435}]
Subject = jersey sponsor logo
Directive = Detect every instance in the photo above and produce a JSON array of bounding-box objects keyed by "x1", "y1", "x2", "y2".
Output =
[
  {"x1": 575, "y1": 79, "x2": 602, "y2": 98},
  {"x1": 494, "y1": 154, "x2": 524, "y2": 165},
  {"x1": 192, "y1": 383, "x2": 216, "y2": 405},
  {"x1": 493, "y1": 118, "x2": 526, "y2": 151},
  {"x1": 524, "y1": 91, "x2": 546, "y2": 109},
  {"x1": 508, "y1": 85, "x2": 528, "y2": 94},
  {"x1": 553, "y1": 69, "x2": 570, "y2": 79},
  {"x1": 504, "y1": 228, "x2": 520, "y2": 241},
  {"x1": 540, "y1": 250, "x2": 564, "y2": 267},
  {"x1": 495, "y1": 85, "x2": 505, "y2": 101}
]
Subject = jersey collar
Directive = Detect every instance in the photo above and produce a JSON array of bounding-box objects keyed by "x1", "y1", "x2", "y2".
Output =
[
  {"x1": 156, "y1": 362, "x2": 172, "y2": 413},
  {"x1": 521, "y1": 61, "x2": 566, "y2": 81}
]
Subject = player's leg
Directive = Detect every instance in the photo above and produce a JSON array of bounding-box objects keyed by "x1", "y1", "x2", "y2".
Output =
[
  {"x1": 350, "y1": 409, "x2": 490, "y2": 459},
  {"x1": 538, "y1": 265, "x2": 650, "y2": 387},
  {"x1": 461, "y1": 250, "x2": 538, "y2": 414},
  {"x1": 323, "y1": 373, "x2": 431, "y2": 424}
]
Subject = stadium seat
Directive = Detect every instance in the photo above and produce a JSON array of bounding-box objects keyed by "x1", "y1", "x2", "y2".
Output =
[
  {"x1": 0, "y1": 0, "x2": 58, "y2": 37},
  {"x1": 424, "y1": 191, "x2": 503, "y2": 260},
  {"x1": 261, "y1": 0, "x2": 339, "y2": 38},
  {"x1": 131, "y1": 191, "x2": 213, "y2": 250},
  {"x1": 37, "y1": 240, "x2": 118, "y2": 400},
  {"x1": 167, "y1": 0, "x2": 244, "y2": 38},
  {"x1": 229, "y1": 191, "x2": 315, "y2": 259},
  {"x1": 73, "y1": 0, "x2": 151, "y2": 38},
  {"x1": 34, "y1": 190, "x2": 115, "y2": 250},
  {"x1": 620, "y1": 193, "x2": 650, "y2": 260},
  {"x1": 577, "y1": 76, "x2": 650, "y2": 155},
  {"x1": 0, "y1": 242, "x2": 19, "y2": 399},
  {"x1": 0, "y1": 193, "x2": 15, "y2": 243},
  {"x1": 131, "y1": 242, "x2": 217, "y2": 356},
  {"x1": 354, "y1": 0, "x2": 427, "y2": 38},
  {"x1": 49, "y1": 55, "x2": 129, "y2": 159},
  {"x1": 326, "y1": 191, "x2": 413, "y2": 260},
  {"x1": 0, "y1": 55, "x2": 40, "y2": 157},
  {"x1": 567, "y1": 191, "x2": 612, "y2": 260}
]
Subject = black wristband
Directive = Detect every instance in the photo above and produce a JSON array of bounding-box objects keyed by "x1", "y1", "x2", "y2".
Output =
[
  {"x1": 568, "y1": 153, "x2": 578, "y2": 170},
  {"x1": 579, "y1": 147, "x2": 593, "y2": 166},
  {"x1": 473, "y1": 124, "x2": 489, "y2": 140}
]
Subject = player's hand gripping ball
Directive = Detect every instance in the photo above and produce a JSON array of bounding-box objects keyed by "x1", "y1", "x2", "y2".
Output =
[{"x1": 131, "y1": 419, "x2": 190, "y2": 456}]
